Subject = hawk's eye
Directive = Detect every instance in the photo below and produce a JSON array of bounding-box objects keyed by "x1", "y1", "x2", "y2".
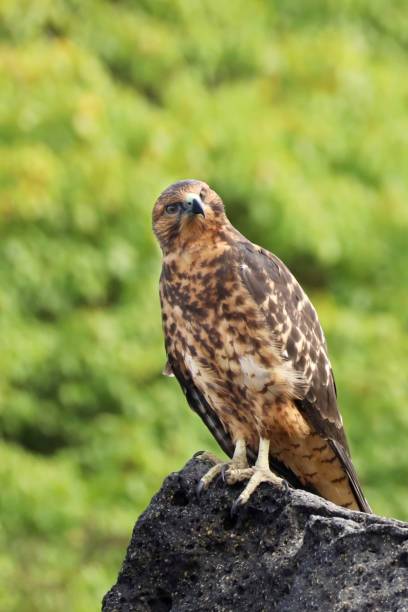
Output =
[{"x1": 165, "y1": 203, "x2": 179, "y2": 215}]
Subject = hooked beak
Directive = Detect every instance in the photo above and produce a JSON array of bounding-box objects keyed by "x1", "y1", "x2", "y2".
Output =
[{"x1": 183, "y1": 193, "x2": 205, "y2": 217}]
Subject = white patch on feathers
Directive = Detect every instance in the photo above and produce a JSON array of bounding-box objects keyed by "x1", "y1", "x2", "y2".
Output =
[
  {"x1": 239, "y1": 355, "x2": 270, "y2": 392},
  {"x1": 239, "y1": 354, "x2": 306, "y2": 399},
  {"x1": 185, "y1": 353, "x2": 200, "y2": 378}
]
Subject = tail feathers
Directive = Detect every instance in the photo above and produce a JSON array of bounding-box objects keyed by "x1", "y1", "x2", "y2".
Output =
[{"x1": 330, "y1": 440, "x2": 372, "y2": 513}]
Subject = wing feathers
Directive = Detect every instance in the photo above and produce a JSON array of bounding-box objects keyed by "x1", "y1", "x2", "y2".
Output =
[
  {"x1": 237, "y1": 239, "x2": 371, "y2": 512},
  {"x1": 330, "y1": 439, "x2": 372, "y2": 513}
]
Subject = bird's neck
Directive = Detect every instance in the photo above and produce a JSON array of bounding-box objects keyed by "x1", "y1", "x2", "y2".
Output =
[{"x1": 163, "y1": 233, "x2": 232, "y2": 274}]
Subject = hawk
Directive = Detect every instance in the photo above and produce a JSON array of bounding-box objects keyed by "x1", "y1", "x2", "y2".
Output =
[{"x1": 153, "y1": 179, "x2": 371, "y2": 513}]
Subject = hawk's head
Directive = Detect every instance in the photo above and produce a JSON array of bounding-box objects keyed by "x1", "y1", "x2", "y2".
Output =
[{"x1": 152, "y1": 179, "x2": 227, "y2": 253}]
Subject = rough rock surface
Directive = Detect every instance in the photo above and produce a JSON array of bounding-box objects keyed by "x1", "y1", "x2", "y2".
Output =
[{"x1": 103, "y1": 456, "x2": 408, "y2": 612}]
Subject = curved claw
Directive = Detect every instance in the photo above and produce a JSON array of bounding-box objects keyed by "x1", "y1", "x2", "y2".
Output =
[
  {"x1": 230, "y1": 496, "x2": 244, "y2": 518},
  {"x1": 196, "y1": 479, "x2": 206, "y2": 499},
  {"x1": 281, "y1": 479, "x2": 290, "y2": 493},
  {"x1": 280, "y1": 478, "x2": 292, "y2": 505},
  {"x1": 221, "y1": 464, "x2": 228, "y2": 483}
]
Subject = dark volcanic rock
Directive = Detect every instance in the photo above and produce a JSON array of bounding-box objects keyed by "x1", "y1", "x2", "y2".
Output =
[{"x1": 103, "y1": 456, "x2": 408, "y2": 612}]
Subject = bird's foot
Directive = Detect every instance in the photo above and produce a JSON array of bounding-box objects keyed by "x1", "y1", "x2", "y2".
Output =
[
  {"x1": 196, "y1": 438, "x2": 287, "y2": 513},
  {"x1": 196, "y1": 439, "x2": 248, "y2": 497},
  {"x1": 222, "y1": 465, "x2": 253, "y2": 485},
  {"x1": 231, "y1": 465, "x2": 284, "y2": 515}
]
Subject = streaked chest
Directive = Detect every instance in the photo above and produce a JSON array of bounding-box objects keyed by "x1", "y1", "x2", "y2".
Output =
[{"x1": 160, "y1": 249, "x2": 285, "y2": 392}]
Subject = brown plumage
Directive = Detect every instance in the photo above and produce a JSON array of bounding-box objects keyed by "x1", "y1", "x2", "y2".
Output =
[{"x1": 153, "y1": 179, "x2": 371, "y2": 513}]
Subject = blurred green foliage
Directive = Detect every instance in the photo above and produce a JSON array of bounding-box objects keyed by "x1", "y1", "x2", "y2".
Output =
[{"x1": 0, "y1": 1, "x2": 407, "y2": 610}]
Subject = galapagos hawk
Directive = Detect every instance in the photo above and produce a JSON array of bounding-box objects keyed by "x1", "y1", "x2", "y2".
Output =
[{"x1": 152, "y1": 179, "x2": 371, "y2": 513}]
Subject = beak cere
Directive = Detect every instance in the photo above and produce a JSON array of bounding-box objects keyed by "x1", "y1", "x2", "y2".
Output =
[{"x1": 184, "y1": 193, "x2": 205, "y2": 217}]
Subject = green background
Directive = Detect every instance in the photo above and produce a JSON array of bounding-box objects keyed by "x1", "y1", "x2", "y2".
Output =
[{"x1": 1, "y1": 1, "x2": 407, "y2": 610}]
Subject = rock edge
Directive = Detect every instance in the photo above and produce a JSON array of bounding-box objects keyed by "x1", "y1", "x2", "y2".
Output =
[{"x1": 103, "y1": 456, "x2": 408, "y2": 612}]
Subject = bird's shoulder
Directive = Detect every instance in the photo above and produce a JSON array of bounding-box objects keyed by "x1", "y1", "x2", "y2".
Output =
[{"x1": 230, "y1": 236, "x2": 324, "y2": 341}]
